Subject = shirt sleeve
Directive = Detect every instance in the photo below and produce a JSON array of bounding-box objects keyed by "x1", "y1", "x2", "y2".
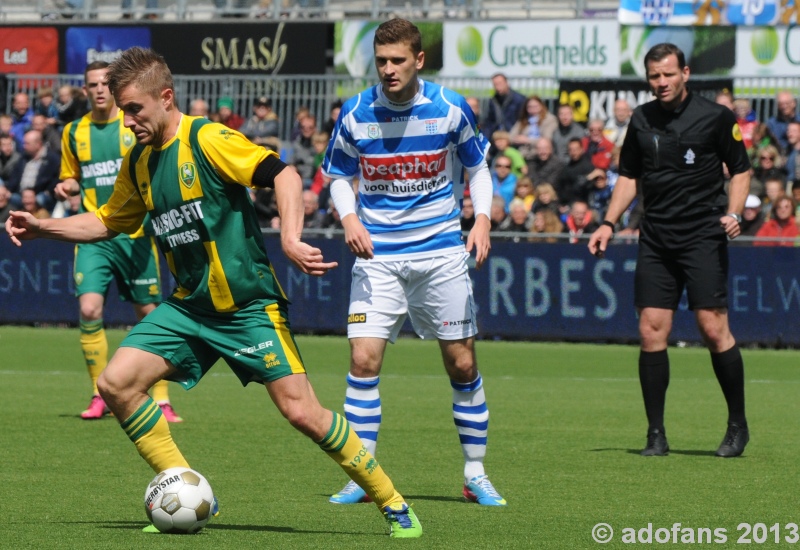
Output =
[
  {"x1": 716, "y1": 108, "x2": 751, "y2": 176},
  {"x1": 196, "y1": 123, "x2": 273, "y2": 187},
  {"x1": 617, "y1": 111, "x2": 642, "y2": 179},
  {"x1": 59, "y1": 121, "x2": 80, "y2": 180},
  {"x1": 456, "y1": 95, "x2": 490, "y2": 168},
  {"x1": 95, "y1": 153, "x2": 148, "y2": 235}
]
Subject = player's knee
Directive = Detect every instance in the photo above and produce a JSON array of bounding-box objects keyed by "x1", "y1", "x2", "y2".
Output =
[
  {"x1": 282, "y1": 405, "x2": 317, "y2": 436},
  {"x1": 80, "y1": 306, "x2": 103, "y2": 321}
]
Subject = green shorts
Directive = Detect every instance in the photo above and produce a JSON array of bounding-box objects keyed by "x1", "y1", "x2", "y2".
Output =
[
  {"x1": 74, "y1": 236, "x2": 161, "y2": 304},
  {"x1": 121, "y1": 297, "x2": 306, "y2": 389}
]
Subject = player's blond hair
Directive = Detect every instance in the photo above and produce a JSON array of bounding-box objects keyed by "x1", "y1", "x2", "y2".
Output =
[{"x1": 107, "y1": 47, "x2": 174, "y2": 100}]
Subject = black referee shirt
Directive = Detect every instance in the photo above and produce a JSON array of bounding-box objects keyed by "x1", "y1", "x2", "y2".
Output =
[{"x1": 619, "y1": 91, "x2": 751, "y2": 228}]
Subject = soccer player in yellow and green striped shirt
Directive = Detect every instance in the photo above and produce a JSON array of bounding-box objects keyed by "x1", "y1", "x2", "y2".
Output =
[
  {"x1": 56, "y1": 61, "x2": 181, "y2": 422},
  {"x1": 9, "y1": 47, "x2": 421, "y2": 538}
]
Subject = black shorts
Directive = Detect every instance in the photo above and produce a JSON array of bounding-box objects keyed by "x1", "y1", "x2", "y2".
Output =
[{"x1": 634, "y1": 224, "x2": 729, "y2": 311}]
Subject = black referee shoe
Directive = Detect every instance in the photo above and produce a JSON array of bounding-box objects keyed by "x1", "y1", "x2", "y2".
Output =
[
  {"x1": 641, "y1": 427, "x2": 669, "y2": 456},
  {"x1": 715, "y1": 422, "x2": 749, "y2": 458}
]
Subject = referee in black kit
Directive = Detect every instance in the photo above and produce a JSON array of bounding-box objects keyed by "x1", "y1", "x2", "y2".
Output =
[{"x1": 588, "y1": 43, "x2": 751, "y2": 458}]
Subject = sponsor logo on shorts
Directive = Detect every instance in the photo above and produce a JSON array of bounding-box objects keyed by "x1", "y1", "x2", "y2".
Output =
[
  {"x1": 442, "y1": 319, "x2": 472, "y2": 326},
  {"x1": 263, "y1": 352, "x2": 281, "y2": 368},
  {"x1": 233, "y1": 340, "x2": 274, "y2": 356},
  {"x1": 148, "y1": 284, "x2": 159, "y2": 296},
  {"x1": 348, "y1": 313, "x2": 367, "y2": 324}
]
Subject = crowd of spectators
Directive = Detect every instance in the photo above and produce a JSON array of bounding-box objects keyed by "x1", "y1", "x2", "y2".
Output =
[{"x1": 2, "y1": 77, "x2": 799, "y2": 246}]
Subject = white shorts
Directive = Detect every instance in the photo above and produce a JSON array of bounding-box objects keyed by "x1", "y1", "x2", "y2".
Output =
[{"x1": 346, "y1": 251, "x2": 478, "y2": 343}]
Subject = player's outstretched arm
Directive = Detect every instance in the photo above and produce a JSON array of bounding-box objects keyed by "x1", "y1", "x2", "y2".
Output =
[
  {"x1": 329, "y1": 178, "x2": 373, "y2": 260},
  {"x1": 6, "y1": 210, "x2": 116, "y2": 247},
  {"x1": 274, "y1": 165, "x2": 338, "y2": 276},
  {"x1": 466, "y1": 214, "x2": 491, "y2": 269},
  {"x1": 588, "y1": 175, "x2": 638, "y2": 258}
]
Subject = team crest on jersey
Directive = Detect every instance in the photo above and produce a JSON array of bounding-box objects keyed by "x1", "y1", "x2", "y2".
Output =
[
  {"x1": 425, "y1": 120, "x2": 438, "y2": 135},
  {"x1": 122, "y1": 133, "x2": 134, "y2": 148},
  {"x1": 219, "y1": 129, "x2": 234, "y2": 140},
  {"x1": 684, "y1": 148, "x2": 696, "y2": 165},
  {"x1": 367, "y1": 124, "x2": 381, "y2": 139},
  {"x1": 179, "y1": 162, "x2": 197, "y2": 189},
  {"x1": 732, "y1": 123, "x2": 743, "y2": 142}
]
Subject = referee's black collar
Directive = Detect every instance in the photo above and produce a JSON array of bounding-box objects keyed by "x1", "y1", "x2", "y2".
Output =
[{"x1": 661, "y1": 90, "x2": 692, "y2": 116}]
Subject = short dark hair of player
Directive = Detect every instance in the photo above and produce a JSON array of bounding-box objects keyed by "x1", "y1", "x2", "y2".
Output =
[
  {"x1": 643, "y1": 43, "x2": 686, "y2": 72},
  {"x1": 374, "y1": 18, "x2": 422, "y2": 56},
  {"x1": 84, "y1": 60, "x2": 110, "y2": 80},
  {"x1": 107, "y1": 47, "x2": 174, "y2": 101}
]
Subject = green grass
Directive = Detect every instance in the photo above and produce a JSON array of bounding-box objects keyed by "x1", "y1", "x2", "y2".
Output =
[{"x1": 1, "y1": 326, "x2": 798, "y2": 548}]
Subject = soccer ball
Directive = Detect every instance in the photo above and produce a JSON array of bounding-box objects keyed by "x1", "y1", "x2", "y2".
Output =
[{"x1": 144, "y1": 467, "x2": 214, "y2": 534}]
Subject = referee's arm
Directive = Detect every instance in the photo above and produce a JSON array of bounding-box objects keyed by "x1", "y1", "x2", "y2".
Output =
[
  {"x1": 721, "y1": 169, "x2": 750, "y2": 240},
  {"x1": 588, "y1": 174, "x2": 638, "y2": 258}
]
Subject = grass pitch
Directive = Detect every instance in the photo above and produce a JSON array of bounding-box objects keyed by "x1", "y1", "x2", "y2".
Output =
[{"x1": 0, "y1": 326, "x2": 798, "y2": 549}]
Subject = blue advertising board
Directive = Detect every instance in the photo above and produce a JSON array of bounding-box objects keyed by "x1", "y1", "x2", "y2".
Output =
[
  {"x1": 65, "y1": 27, "x2": 152, "y2": 74},
  {"x1": 1, "y1": 237, "x2": 799, "y2": 346}
]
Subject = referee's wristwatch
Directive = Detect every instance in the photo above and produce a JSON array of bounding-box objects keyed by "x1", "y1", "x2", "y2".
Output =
[{"x1": 726, "y1": 213, "x2": 742, "y2": 224}]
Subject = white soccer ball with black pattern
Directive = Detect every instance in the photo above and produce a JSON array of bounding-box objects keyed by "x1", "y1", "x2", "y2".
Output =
[{"x1": 144, "y1": 467, "x2": 214, "y2": 534}]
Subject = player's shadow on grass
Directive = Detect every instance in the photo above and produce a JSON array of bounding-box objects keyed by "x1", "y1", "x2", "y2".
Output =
[
  {"x1": 589, "y1": 448, "x2": 719, "y2": 457},
  {"x1": 101, "y1": 521, "x2": 371, "y2": 536},
  {"x1": 317, "y1": 493, "x2": 462, "y2": 503}
]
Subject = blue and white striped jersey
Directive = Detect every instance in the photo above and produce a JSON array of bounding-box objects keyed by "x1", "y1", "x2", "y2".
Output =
[{"x1": 322, "y1": 79, "x2": 490, "y2": 260}]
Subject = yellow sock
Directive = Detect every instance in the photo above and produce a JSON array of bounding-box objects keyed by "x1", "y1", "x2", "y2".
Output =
[
  {"x1": 120, "y1": 397, "x2": 189, "y2": 473},
  {"x1": 80, "y1": 319, "x2": 107, "y2": 395},
  {"x1": 151, "y1": 380, "x2": 170, "y2": 404},
  {"x1": 318, "y1": 411, "x2": 404, "y2": 510}
]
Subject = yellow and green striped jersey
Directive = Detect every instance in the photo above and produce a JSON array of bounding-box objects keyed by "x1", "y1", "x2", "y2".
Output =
[{"x1": 97, "y1": 115, "x2": 286, "y2": 314}]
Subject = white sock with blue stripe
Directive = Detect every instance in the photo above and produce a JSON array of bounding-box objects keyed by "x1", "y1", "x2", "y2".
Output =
[
  {"x1": 452, "y1": 373, "x2": 488, "y2": 481},
  {"x1": 343, "y1": 374, "x2": 381, "y2": 456}
]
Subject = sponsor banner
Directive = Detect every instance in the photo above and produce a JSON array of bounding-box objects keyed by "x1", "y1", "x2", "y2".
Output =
[
  {"x1": 735, "y1": 26, "x2": 800, "y2": 76},
  {"x1": 0, "y1": 28, "x2": 59, "y2": 74},
  {"x1": 559, "y1": 78, "x2": 733, "y2": 124},
  {"x1": 333, "y1": 20, "x2": 443, "y2": 77},
  {"x1": 618, "y1": 0, "x2": 781, "y2": 25},
  {"x1": 65, "y1": 27, "x2": 151, "y2": 74},
  {"x1": 3, "y1": 238, "x2": 799, "y2": 346},
  {"x1": 620, "y1": 25, "x2": 736, "y2": 77},
  {"x1": 442, "y1": 21, "x2": 619, "y2": 78},
  {"x1": 150, "y1": 22, "x2": 328, "y2": 75}
]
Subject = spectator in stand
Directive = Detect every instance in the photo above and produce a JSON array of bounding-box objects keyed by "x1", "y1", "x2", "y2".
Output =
[
  {"x1": 586, "y1": 167, "x2": 614, "y2": 221},
  {"x1": 31, "y1": 114, "x2": 61, "y2": 153},
  {"x1": 527, "y1": 137, "x2": 563, "y2": 187},
  {"x1": 582, "y1": 118, "x2": 615, "y2": 171},
  {"x1": 322, "y1": 99, "x2": 343, "y2": 137},
  {"x1": 0, "y1": 114, "x2": 13, "y2": 137},
  {"x1": 513, "y1": 177, "x2": 535, "y2": 212},
  {"x1": 489, "y1": 195, "x2": 508, "y2": 231},
  {"x1": 733, "y1": 98, "x2": 758, "y2": 150},
  {"x1": 749, "y1": 123, "x2": 781, "y2": 168},
  {"x1": 792, "y1": 180, "x2": 800, "y2": 214},
  {"x1": 529, "y1": 208, "x2": 563, "y2": 243},
  {"x1": 563, "y1": 199, "x2": 599, "y2": 243},
  {"x1": 289, "y1": 114, "x2": 317, "y2": 185},
  {"x1": 10, "y1": 92, "x2": 34, "y2": 151},
  {"x1": 750, "y1": 144, "x2": 786, "y2": 198},
  {"x1": 767, "y1": 91, "x2": 800, "y2": 155},
  {"x1": 0, "y1": 185, "x2": 11, "y2": 223},
  {"x1": 216, "y1": 96, "x2": 244, "y2": 130},
  {"x1": 188, "y1": 98, "x2": 210, "y2": 118},
  {"x1": 460, "y1": 195, "x2": 476, "y2": 231},
  {"x1": 289, "y1": 106, "x2": 311, "y2": 142},
  {"x1": 739, "y1": 194, "x2": 765, "y2": 237},
  {"x1": 322, "y1": 198, "x2": 344, "y2": 230},
  {"x1": 497, "y1": 197, "x2": 534, "y2": 234},
  {"x1": 309, "y1": 131, "x2": 331, "y2": 204},
  {"x1": 302, "y1": 189, "x2": 325, "y2": 229},
  {"x1": 0, "y1": 133, "x2": 22, "y2": 183},
  {"x1": 490, "y1": 154, "x2": 517, "y2": 211},
  {"x1": 466, "y1": 96, "x2": 481, "y2": 121},
  {"x1": 52, "y1": 192, "x2": 82, "y2": 219},
  {"x1": 556, "y1": 137, "x2": 595, "y2": 208},
  {"x1": 761, "y1": 175, "x2": 786, "y2": 219},
  {"x1": 715, "y1": 90, "x2": 734, "y2": 111},
  {"x1": 240, "y1": 96, "x2": 280, "y2": 147},
  {"x1": 755, "y1": 195, "x2": 798, "y2": 246},
  {"x1": 552, "y1": 103, "x2": 585, "y2": 164},
  {"x1": 490, "y1": 131, "x2": 526, "y2": 179},
  {"x1": 783, "y1": 121, "x2": 800, "y2": 183},
  {"x1": 509, "y1": 95, "x2": 557, "y2": 161},
  {"x1": 531, "y1": 182, "x2": 560, "y2": 217},
  {"x1": 55, "y1": 85, "x2": 89, "y2": 131},
  {"x1": 482, "y1": 73, "x2": 525, "y2": 139},
  {"x1": 21, "y1": 187, "x2": 50, "y2": 219},
  {"x1": 604, "y1": 98, "x2": 632, "y2": 148},
  {"x1": 6, "y1": 129, "x2": 60, "y2": 212},
  {"x1": 35, "y1": 87, "x2": 59, "y2": 124},
  {"x1": 618, "y1": 189, "x2": 644, "y2": 239}
]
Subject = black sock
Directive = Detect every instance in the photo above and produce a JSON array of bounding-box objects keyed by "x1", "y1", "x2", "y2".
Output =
[
  {"x1": 711, "y1": 345, "x2": 747, "y2": 427},
  {"x1": 639, "y1": 349, "x2": 670, "y2": 432}
]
